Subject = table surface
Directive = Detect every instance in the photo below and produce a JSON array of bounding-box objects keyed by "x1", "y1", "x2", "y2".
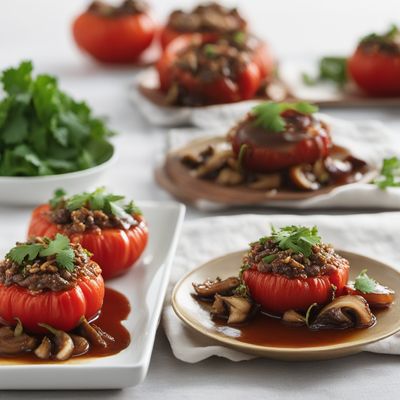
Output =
[{"x1": 0, "y1": 0, "x2": 400, "y2": 398}]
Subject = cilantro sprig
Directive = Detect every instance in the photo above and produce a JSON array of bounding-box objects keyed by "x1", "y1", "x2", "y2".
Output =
[
  {"x1": 360, "y1": 24, "x2": 399, "y2": 45},
  {"x1": 373, "y1": 157, "x2": 400, "y2": 189},
  {"x1": 6, "y1": 234, "x2": 76, "y2": 272},
  {"x1": 302, "y1": 57, "x2": 348, "y2": 87},
  {"x1": 251, "y1": 101, "x2": 318, "y2": 132},
  {"x1": 50, "y1": 187, "x2": 142, "y2": 224},
  {"x1": 0, "y1": 61, "x2": 114, "y2": 177},
  {"x1": 265, "y1": 225, "x2": 321, "y2": 257}
]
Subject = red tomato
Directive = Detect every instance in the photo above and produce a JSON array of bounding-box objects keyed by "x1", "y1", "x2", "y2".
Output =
[
  {"x1": 160, "y1": 26, "x2": 182, "y2": 50},
  {"x1": 0, "y1": 274, "x2": 104, "y2": 334},
  {"x1": 156, "y1": 34, "x2": 274, "y2": 105},
  {"x1": 345, "y1": 284, "x2": 395, "y2": 308},
  {"x1": 242, "y1": 265, "x2": 349, "y2": 314},
  {"x1": 231, "y1": 111, "x2": 332, "y2": 173},
  {"x1": 348, "y1": 48, "x2": 400, "y2": 96},
  {"x1": 72, "y1": 7, "x2": 156, "y2": 63},
  {"x1": 27, "y1": 204, "x2": 148, "y2": 280}
]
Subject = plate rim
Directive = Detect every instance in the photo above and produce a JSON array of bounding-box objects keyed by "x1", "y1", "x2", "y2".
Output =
[{"x1": 172, "y1": 249, "x2": 400, "y2": 356}]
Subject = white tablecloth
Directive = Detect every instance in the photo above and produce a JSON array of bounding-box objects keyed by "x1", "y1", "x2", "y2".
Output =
[{"x1": 1, "y1": 0, "x2": 400, "y2": 398}]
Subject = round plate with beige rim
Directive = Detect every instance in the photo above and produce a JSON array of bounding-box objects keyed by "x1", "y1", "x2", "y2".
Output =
[
  {"x1": 157, "y1": 136, "x2": 377, "y2": 206},
  {"x1": 172, "y1": 250, "x2": 400, "y2": 361}
]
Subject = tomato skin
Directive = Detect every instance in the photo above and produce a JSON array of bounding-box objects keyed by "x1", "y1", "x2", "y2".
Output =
[
  {"x1": 72, "y1": 11, "x2": 156, "y2": 63},
  {"x1": 242, "y1": 265, "x2": 349, "y2": 314},
  {"x1": 231, "y1": 124, "x2": 332, "y2": 173},
  {"x1": 28, "y1": 204, "x2": 148, "y2": 280},
  {"x1": 156, "y1": 34, "x2": 274, "y2": 105},
  {"x1": 348, "y1": 48, "x2": 400, "y2": 96},
  {"x1": 345, "y1": 285, "x2": 395, "y2": 308},
  {"x1": 0, "y1": 274, "x2": 104, "y2": 334},
  {"x1": 160, "y1": 26, "x2": 183, "y2": 49}
]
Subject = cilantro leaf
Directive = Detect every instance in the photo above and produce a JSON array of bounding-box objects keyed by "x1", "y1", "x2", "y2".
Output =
[
  {"x1": 7, "y1": 243, "x2": 42, "y2": 265},
  {"x1": 269, "y1": 225, "x2": 321, "y2": 257},
  {"x1": 252, "y1": 101, "x2": 319, "y2": 132},
  {"x1": 262, "y1": 254, "x2": 276, "y2": 263},
  {"x1": 39, "y1": 233, "x2": 70, "y2": 257},
  {"x1": 124, "y1": 201, "x2": 142, "y2": 216},
  {"x1": 374, "y1": 157, "x2": 400, "y2": 189},
  {"x1": 56, "y1": 248, "x2": 75, "y2": 272},
  {"x1": 354, "y1": 269, "x2": 379, "y2": 294},
  {"x1": 50, "y1": 188, "x2": 66, "y2": 208},
  {"x1": 302, "y1": 57, "x2": 348, "y2": 87},
  {"x1": 1, "y1": 61, "x2": 33, "y2": 96}
]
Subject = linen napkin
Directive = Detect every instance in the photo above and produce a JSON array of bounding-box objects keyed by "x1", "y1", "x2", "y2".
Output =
[
  {"x1": 166, "y1": 116, "x2": 400, "y2": 210},
  {"x1": 163, "y1": 213, "x2": 400, "y2": 363}
]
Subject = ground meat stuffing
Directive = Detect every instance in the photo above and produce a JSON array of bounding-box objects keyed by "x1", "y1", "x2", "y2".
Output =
[
  {"x1": 50, "y1": 205, "x2": 138, "y2": 234},
  {"x1": 243, "y1": 239, "x2": 349, "y2": 279},
  {"x1": 0, "y1": 240, "x2": 101, "y2": 292},
  {"x1": 167, "y1": 2, "x2": 246, "y2": 34},
  {"x1": 359, "y1": 31, "x2": 400, "y2": 56},
  {"x1": 88, "y1": 0, "x2": 148, "y2": 17}
]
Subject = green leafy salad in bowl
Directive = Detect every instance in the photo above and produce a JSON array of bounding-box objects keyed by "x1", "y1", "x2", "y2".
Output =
[{"x1": 0, "y1": 61, "x2": 114, "y2": 177}]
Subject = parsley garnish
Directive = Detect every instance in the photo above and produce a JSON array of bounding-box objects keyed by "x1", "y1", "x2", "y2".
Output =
[
  {"x1": 269, "y1": 225, "x2": 321, "y2": 257},
  {"x1": 361, "y1": 24, "x2": 399, "y2": 44},
  {"x1": 0, "y1": 61, "x2": 114, "y2": 177},
  {"x1": 373, "y1": 157, "x2": 400, "y2": 189},
  {"x1": 6, "y1": 234, "x2": 76, "y2": 271},
  {"x1": 262, "y1": 254, "x2": 276, "y2": 263},
  {"x1": 302, "y1": 57, "x2": 348, "y2": 87},
  {"x1": 50, "y1": 187, "x2": 142, "y2": 221},
  {"x1": 354, "y1": 269, "x2": 379, "y2": 294},
  {"x1": 251, "y1": 101, "x2": 318, "y2": 132}
]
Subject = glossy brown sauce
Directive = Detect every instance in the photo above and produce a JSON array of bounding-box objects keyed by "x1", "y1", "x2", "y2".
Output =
[
  {"x1": 210, "y1": 306, "x2": 386, "y2": 348},
  {"x1": 0, "y1": 288, "x2": 131, "y2": 364}
]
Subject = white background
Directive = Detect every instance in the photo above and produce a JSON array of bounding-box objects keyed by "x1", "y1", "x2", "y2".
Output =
[{"x1": 1, "y1": 0, "x2": 400, "y2": 398}]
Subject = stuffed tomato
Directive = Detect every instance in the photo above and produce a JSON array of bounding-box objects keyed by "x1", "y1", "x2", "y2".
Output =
[
  {"x1": 160, "y1": 2, "x2": 247, "y2": 49},
  {"x1": 348, "y1": 25, "x2": 400, "y2": 96},
  {"x1": 0, "y1": 235, "x2": 104, "y2": 333},
  {"x1": 72, "y1": 0, "x2": 156, "y2": 63},
  {"x1": 230, "y1": 102, "x2": 332, "y2": 173},
  {"x1": 241, "y1": 226, "x2": 349, "y2": 315},
  {"x1": 28, "y1": 188, "x2": 148, "y2": 280},
  {"x1": 157, "y1": 32, "x2": 274, "y2": 106}
]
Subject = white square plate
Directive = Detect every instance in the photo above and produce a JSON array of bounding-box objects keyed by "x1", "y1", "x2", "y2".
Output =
[{"x1": 0, "y1": 201, "x2": 185, "y2": 390}]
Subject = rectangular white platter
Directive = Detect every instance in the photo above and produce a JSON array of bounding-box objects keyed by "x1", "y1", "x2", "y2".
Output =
[{"x1": 0, "y1": 201, "x2": 185, "y2": 390}]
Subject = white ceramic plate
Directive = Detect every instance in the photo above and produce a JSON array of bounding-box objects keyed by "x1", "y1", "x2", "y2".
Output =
[
  {"x1": 0, "y1": 146, "x2": 116, "y2": 206},
  {"x1": 0, "y1": 201, "x2": 185, "y2": 389}
]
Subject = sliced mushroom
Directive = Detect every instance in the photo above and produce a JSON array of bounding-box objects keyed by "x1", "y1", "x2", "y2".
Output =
[
  {"x1": 216, "y1": 168, "x2": 243, "y2": 186},
  {"x1": 70, "y1": 334, "x2": 90, "y2": 356},
  {"x1": 248, "y1": 173, "x2": 281, "y2": 190},
  {"x1": 192, "y1": 277, "x2": 240, "y2": 298},
  {"x1": 195, "y1": 150, "x2": 233, "y2": 178},
  {"x1": 211, "y1": 294, "x2": 252, "y2": 324},
  {"x1": 313, "y1": 159, "x2": 330, "y2": 183},
  {"x1": 181, "y1": 152, "x2": 204, "y2": 169},
  {"x1": 309, "y1": 295, "x2": 376, "y2": 330},
  {"x1": 34, "y1": 336, "x2": 52, "y2": 360},
  {"x1": 324, "y1": 157, "x2": 352, "y2": 178},
  {"x1": 289, "y1": 164, "x2": 320, "y2": 191},
  {"x1": 78, "y1": 317, "x2": 108, "y2": 348},
  {"x1": 282, "y1": 310, "x2": 306, "y2": 326},
  {"x1": 39, "y1": 323, "x2": 74, "y2": 361},
  {"x1": 0, "y1": 326, "x2": 37, "y2": 355}
]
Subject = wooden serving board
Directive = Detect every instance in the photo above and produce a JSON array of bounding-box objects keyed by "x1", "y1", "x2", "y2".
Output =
[{"x1": 155, "y1": 136, "x2": 377, "y2": 207}]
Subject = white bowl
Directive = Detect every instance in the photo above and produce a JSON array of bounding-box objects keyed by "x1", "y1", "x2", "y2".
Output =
[{"x1": 0, "y1": 146, "x2": 117, "y2": 206}]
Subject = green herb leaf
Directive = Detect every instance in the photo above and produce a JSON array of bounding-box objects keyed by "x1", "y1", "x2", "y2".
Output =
[
  {"x1": 124, "y1": 201, "x2": 142, "y2": 215},
  {"x1": 373, "y1": 156, "x2": 400, "y2": 189},
  {"x1": 56, "y1": 248, "x2": 75, "y2": 272},
  {"x1": 354, "y1": 269, "x2": 378, "y2": 294},
  {"x1": 50, "y1": 188, "x2": 66, "y2": 208},
  {"x1": 262, "y1": 254, "x2": 276, "y2": 263},
  {"x1": 7, "y1": 243, "x2": 43, "y2": 265},
  {"x1": 39, "y1": 234, "x2": 70, "y2": 257},
  {"x1": 232, "y1": 31, "x2": 246, "y2": 45},
  {"x1": 361, "y1": 24, "x2": 399, "y2": 44},
  {"x1": 252, "y1": 101, "x2": 319, "y2": 132},
  {"x1": 204, "y1": 44, "x2": 217, "y2": 58},
  {"x1": 269, "y1": 225, "x2": 321, "y2": 257},
  {"x1": 302, "y1": 57, "x2": 348, "y2": 87}
]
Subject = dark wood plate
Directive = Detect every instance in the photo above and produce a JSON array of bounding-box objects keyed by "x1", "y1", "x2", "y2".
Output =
[{"x1": 155, "y1": 136, "x2": 377, "y2": 206}]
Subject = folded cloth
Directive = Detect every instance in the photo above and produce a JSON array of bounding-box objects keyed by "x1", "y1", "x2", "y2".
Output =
[
  {"x1": 129, "y1": 68, "x2": 261, "y2": 127},
  {"x1": 167, "y1": 116, "x2": 400, "y2": 210},
  {"x1": 163, "y1": 213, "x2": 400, "y2": 363}
]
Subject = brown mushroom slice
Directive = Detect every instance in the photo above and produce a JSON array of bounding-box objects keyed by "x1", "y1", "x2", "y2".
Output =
[
  {"x1": 39, "y1": 323, "x2": 74, "y2": 361},
  {"x1": 34, "y1": 336, "x2": 52, "y2": 360},
  {"x1": 195, "y1": 150, "x2": 233, "y2": 178},
  {"x1": 70, "y1": 334, "x2": 90, "y2": 356},
  {"x1": 309, "y1": 295, "x2": 376, "y2": 330},
  {"x1": 289, "y1": 164, "x2": 320, "y2": 191},
  {"x1": 0, "y1": 326, "x2": 37, "y2": 355},
  {"x1": 248, "y1": 173, "x2": 281, "y2": 190},
  {"x1": 211, "y1": 294, "x2": 252, "y2": 324},
  {"x1": 216, "y1": 168, "x2": 243, "y2": 186},
  {"x1": 192, "y1": 277, "x2": 240, "y2": 298},
  {"x1": 313, "y1": 159, "x2": 330, "y2": 183},
  {"x1": 78, "y1": 317, "x2": 110, "y2": 348},
  {"x1": 282, "y1": 310, "x2": 306, "y2": 326}
]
